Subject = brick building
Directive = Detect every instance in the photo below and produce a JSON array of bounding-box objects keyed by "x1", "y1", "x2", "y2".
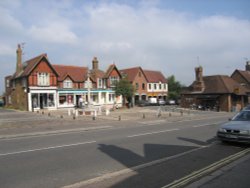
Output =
[
  {"x1": 4, "y1": 45, "x2": 122, "y2": 111},
  {"x1": 181, "y1": 66, "x2": 249, "y2": 112},
  {"x1": 120, "y1": 67, "x2": 168, "y2": 104}
]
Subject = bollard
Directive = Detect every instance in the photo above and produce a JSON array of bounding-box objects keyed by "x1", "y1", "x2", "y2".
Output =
[
  {"x1": 169, "y1": 112, "x2": 172, "y2": 117},
  {"x1": 143, "y1": 113, "x2": 145, "y2": 119},
  {"x1": 92, "y1": 116, "x2": 96, "y2": 120},
  {"x1": 42, "y1": 111, "x2": 44, "y2": 115},
  {"x1": 118, "y1": 115, "x2": 121, "y2": 121},
  {"x1": 73, "y1": 115, "x2": 76, "y2": 120},
  {"x1": 60, "y1": 115, "x2": 63, "y2": 118},
  {"x1": 48, "y1": 112, "x2": 51, "y2": 117}
]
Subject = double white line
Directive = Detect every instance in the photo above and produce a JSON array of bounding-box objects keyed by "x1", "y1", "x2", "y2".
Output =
[{"x1": 162, "y1": 148, "x2": 250, "y2": 188}]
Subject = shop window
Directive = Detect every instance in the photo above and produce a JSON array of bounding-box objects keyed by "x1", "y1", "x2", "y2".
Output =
[{"x1": 32, "y1": 94, "x2": 38, "y2": 108}]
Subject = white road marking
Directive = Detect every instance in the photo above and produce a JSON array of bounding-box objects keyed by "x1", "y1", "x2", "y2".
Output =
[
  {"x1": 127, "y1": 129, "x2": 179, "y2": 138},
  {"x1": 0, "y1": 140, "x2": 96, "y2": 157},
  {"x1": 192, "y1": 121, "x2": 225, "y2": 128}
]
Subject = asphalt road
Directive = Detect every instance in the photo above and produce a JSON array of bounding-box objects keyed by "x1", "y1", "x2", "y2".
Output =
[{"x1": 0, "y1": 109, "x2": 249, "y2": 188}]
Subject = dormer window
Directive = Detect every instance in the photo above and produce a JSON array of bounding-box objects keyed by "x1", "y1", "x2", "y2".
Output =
[
  {"x1": 38, "y1": 72, "x2": 49, "y2": 86},
  {"x1": 63, "y1": 79, "x2": 73, "y2": 88}
]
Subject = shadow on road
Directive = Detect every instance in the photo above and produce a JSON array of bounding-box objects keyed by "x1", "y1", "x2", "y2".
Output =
[{"x1": 97, "y1": 143, "x2": 198, "y2": 188}]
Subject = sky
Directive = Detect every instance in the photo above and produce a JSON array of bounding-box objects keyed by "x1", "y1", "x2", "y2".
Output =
[{"x1": 1, "y1": 0, "x2": 250, "y2": 94}]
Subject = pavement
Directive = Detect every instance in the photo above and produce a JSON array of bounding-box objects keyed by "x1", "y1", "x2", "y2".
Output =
[{"x1": 0, "y1": 106, "x2": 233, "y2": 139}]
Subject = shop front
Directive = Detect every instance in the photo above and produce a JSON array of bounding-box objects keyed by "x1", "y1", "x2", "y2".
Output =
[{"x1": 28, "y1": 88, "x2": 57, "y2": 111}]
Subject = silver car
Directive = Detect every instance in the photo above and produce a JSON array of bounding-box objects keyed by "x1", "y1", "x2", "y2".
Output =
[{"x1": 217, "y1": 109, "x2": 250, "y2": 143}]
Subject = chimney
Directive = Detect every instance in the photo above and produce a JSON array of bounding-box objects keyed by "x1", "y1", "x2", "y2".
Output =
[
  {"x1": 246, "y1": 61, "x2": 250, "y2": 71},
  {"x1": 92, "y1": 57, "x2": 99, "y2": 70},
  {"x1": 16, "y1": 44, "x2": 22, "y2": 73},
  {"x1": 193, "y1": 66, "x2": 205, "y2": 92}
]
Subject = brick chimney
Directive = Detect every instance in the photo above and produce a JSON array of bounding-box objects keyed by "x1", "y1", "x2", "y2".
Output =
[
  {"x1": 193, "y1": 66, "x2": 205, "y2": 92},
  {"x1": 246, "y1": 61, "x2": 250, "y2": 71},
  {"x1": 92, "y1": 57, "x2": 99, "y2": 70},
  {"x1": 16, "y1": 44, "x2": 22, "y2": 73}
]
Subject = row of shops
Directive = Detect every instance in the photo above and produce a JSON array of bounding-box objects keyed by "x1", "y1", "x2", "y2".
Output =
[{"x1": 28, "y1": 88, "x2": 121, "y2": 111}]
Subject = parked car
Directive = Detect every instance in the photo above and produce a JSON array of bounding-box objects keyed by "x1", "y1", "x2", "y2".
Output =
[
  {"x1": 148, "y1": 98, "x2": 158, "y2": 105},
  {"x1": 158, "y1": 99, "x2": 166, "y2": 105},
  {"x1": 137, "y1": 100, "x2": 150, "y2": 107},
  {"x1": 167, "y1": 100, "x2": 176, "y2": 105},
  {"x1": 217, "y1": 109, "x2": 250, "y2": 143}
]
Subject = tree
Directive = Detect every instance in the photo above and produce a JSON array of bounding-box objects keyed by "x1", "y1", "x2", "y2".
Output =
[
  {"x1": 114, "y1": 78, "x2": 135, "y2": 107},
  {"x1": 167, "y1": 75, "x2": 183, "y2": 100}
]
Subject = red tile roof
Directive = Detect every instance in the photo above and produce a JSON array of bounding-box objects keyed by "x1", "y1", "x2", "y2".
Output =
[
  {"x1": 53, "y1": 65, "x2": 88, "y2": 82},
  {"x1": 120, "y1": 67, "x2": 147, "y2": 82},
  {"x1": 143, "y1": 70, "x2": 167, "y2": 83}
]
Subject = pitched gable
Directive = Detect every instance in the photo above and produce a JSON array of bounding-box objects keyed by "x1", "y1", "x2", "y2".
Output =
[
  {"x1": 104, "y1": 64, "x2": 122, "y2": 79},
  {"x1": 120, "y1": 67, "x2": 147, "y2": 82}
]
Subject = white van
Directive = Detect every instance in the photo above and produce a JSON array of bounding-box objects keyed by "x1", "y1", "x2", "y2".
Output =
[{"x1": 148, "y1": 98, "x2": 157, "y2": 105}]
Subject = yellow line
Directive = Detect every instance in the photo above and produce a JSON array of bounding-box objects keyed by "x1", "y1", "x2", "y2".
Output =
[{"x1": 162, "y1": 148, "x2": 250, "y2": 188}]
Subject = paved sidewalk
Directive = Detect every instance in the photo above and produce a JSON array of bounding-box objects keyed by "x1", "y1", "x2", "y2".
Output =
[{"x1": 0, "y1": 107, "x2": 233, "y2": 139}]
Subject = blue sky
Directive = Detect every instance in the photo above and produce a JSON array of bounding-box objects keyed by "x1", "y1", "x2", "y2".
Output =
[{"x1": 1, "y1": 0, "x2": 250, "y2": 94}]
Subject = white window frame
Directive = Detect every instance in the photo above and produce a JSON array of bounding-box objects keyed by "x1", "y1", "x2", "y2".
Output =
[
  {"x1": 37, "y1": 72, "x2": 50, "y2": 86},
  {"x1": 110, "y1": 76, "x2": 119, "y2": 87},
  {"x1": 63, "y1": 79, "x2": 73, "y2": 88}
]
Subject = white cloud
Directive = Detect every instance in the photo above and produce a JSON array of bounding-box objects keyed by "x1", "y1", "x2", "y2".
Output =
[{"x1": 29, "y1": 23, "x2": 78, "y2": 45}]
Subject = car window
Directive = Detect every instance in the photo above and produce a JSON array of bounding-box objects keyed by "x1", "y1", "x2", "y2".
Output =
[{"x1": 233, "y1": 110, "x2": 250, "y2": 121}]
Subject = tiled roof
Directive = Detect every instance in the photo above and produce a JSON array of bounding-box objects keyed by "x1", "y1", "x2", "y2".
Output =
[
  {"x1": 120, "y1": 67, "x2": 145, "y2": 82},
  {"x1": 104, "y1": 64, "x2": 121, "y2": 79},
  {"x1": 143, "y1": 70, "x2": 167, "y2": 83},
  {"x1": 53, "y1": 65, "x2": 88, "y2": 82},
  {"x1": 186, "y1": 75, "x2": 249, "y2": 95},
  {"x1": 236, "y1": 70, "x2": 250, "y2": 83},
  {"x1": 13, "y1": 53, "x2": 47, "y2": 78}
]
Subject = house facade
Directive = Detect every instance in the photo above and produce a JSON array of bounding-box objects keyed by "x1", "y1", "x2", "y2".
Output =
[
  {"x1": 143, "y1": 70, "x2": 168, "y2": 101},
  {"x1": 181, "y1": 66, "x2": 249, "y2": 112},
  {"x1": 120, "y1": 67, "x2": 168, "y2": 104},
  {"x1": 231, "y1": 61, "x2": 250, "y2": 103},
  {"x1": 120, "y1": 67, "x2": 148, "y2": 104},
  {"x1": 4, "y1": 45, "x2": 122, "y2": 111}
]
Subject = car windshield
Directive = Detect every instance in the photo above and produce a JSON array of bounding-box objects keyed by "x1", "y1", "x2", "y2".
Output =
[{"x1": 232, "y1": 110, "x2": 250, "y2": 121}]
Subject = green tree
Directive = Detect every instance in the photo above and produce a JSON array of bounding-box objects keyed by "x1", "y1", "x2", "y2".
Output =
[
  {"x1": 114, "y1": 78, "x2": 135, "y2": 106},
  {"x1": 167, "y1": 75, "x2": 183, "y2": 100}
]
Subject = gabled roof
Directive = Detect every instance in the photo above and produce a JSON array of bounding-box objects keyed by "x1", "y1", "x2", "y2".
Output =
[
  {"x1": 232, "y1": 69, "x2": 250, "y2": 83},
  {"x1": 53, "y1": 65, "x2": 88, "y2": 82},
  {"x1": 186, "y1": 75, "x2": 249, "y2": 95},
  {"x1": 120, "y1": 67, "x2": 147, "y2": 82},
  {"x1": 143, "y1": 70, "x2": 167, "y2": 83},
  {"x1": 13, "y1": 53, "x2": 56, "y2": 78},
  {"x1": 104, "y1": 64, "x2": 122, "y2": 79}
]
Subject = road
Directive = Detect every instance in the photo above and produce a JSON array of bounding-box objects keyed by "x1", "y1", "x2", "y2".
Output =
[{"x1": 0, "y1": 109, "x2": 249, "y2": 188}]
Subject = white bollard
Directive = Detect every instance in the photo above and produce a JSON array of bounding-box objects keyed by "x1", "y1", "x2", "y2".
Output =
[
  {"x1": 106, "y1": 109, "x2": 110, "y2": 116},
  {"x1": 68, "y1": 109, "x2": 71, "y2": 116},
  {"x1": 75, "y1": 109, "x2": 78, "y2": 117}
]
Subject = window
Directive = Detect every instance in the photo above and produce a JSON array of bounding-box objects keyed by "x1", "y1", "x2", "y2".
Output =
[
  {"x1": 22, "y1": 78, "x2": 27, "y2": 87},
  {"x1": 154, "y1": 84, "x2": 157, "y2": 90},
  {"x1": 135, "y1": 83, "x2": 139, "y2": 90},
  {"x1": 149, "y1": 84, "x2": 151, "y2": 90},
  {"x1": 109, "y1": 93, "x2": 115, "y2": 102},
  {"x1": 164, "y1": 84, "x2": 166, "y2": 90},
  {"x1": 6, "y1": 79, "x2": 10, "y2": 87},
  {"x1": 159, "y1": 84, "x2": 162, "y2": 90},
  {"x1": 63, "y1": 79, "x2": 73, "y2": 88},
  {"x1": 84, "y1": 80, "x2": 92, "y2": 88},
  {"x1": 98, "y1": 78, "x2": 103, "y2": 88},
  {"x1": 142, "y1": 83, "x2": 145, "y2": 90},
  {"x1": 38, "y1": 73, "x2": 49, "y2": 86},
  {"x1": 110, "y1": 76, "x2": 119, "y2": 87}
]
